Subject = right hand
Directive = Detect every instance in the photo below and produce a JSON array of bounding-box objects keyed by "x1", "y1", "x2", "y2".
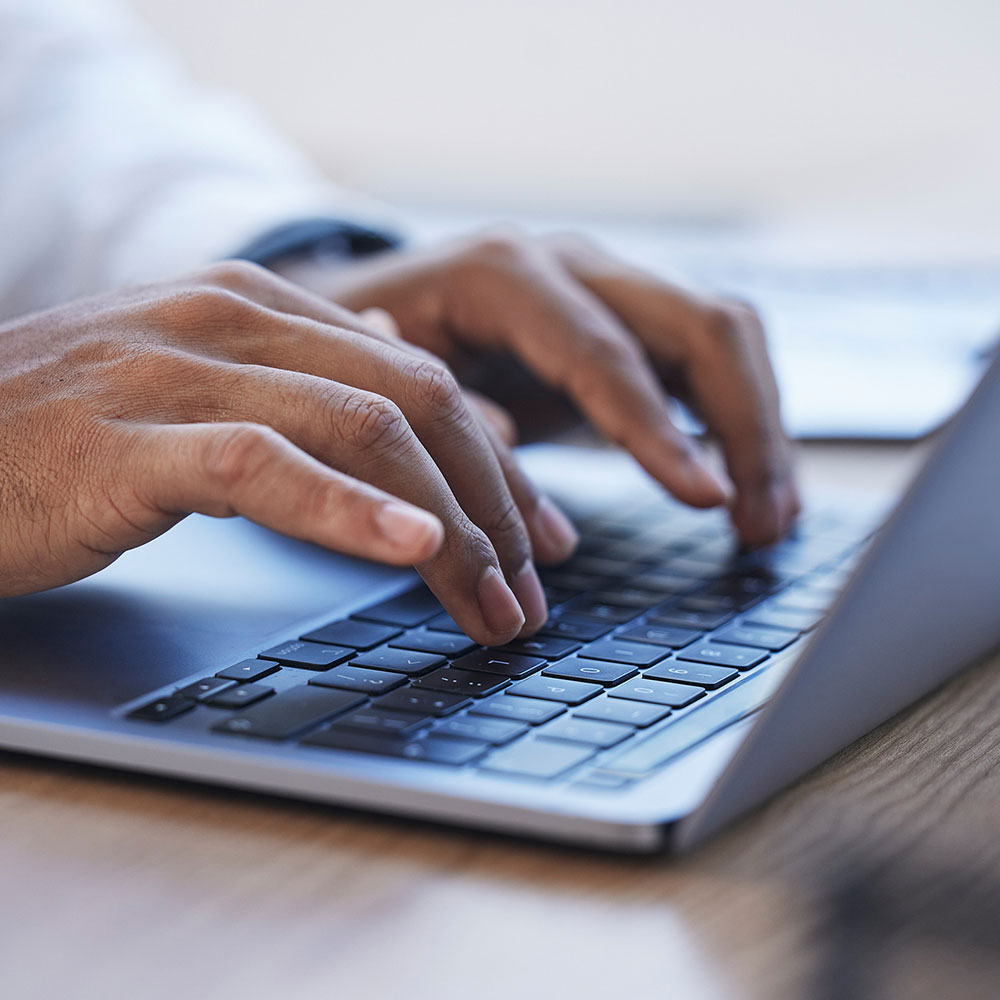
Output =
[{"x1": 0, "y1": 261, "x2": 580, "y2": 645}]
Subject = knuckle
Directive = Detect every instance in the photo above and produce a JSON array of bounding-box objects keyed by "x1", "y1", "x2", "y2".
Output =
[
  {"x1": 201, "y1": 423, "x2": 277, "y2": 490},
  {"x1": 703, "y1": 300, "x2": 761, "y2": 347},
  {"x1": 483, "y1": 490, "x2": 527, "y2": 544},
  {"x1": 336, "y1": 390, "x2": 410, "y2": 454},
  {"x1": 576, "y1": 332, "x2": 636, "y2": 376},
  {"x1": 546, "y1": 229, "x2": 600, "y2": 258},
  {"x1": 461, "y1": 522, "x2": 501, "y2": 568},
  {"x1": 178, "y1": 284, "x2": 258, "y2": 323},
  {"x1": 402, "y1": 358, "x2": 465, "y2": 423},
  {"x1": 199, "y1": 259, "x2": 270, "y2": 291},
  {"x1": 465, "y1": 227, "x2": 531, "y2": 271}
]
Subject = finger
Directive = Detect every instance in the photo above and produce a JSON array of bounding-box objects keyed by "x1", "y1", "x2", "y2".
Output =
[
  {"x1": 457, "y1": 242, "x2": 733, "y2": 510},
  {"x1": 464, "y1": 390, "x2": 518, "y2": 447},
  {"x1": 128, "y1": 421, "x2": 444, "y2": 565},
  {"x1": 216, "y1": 313, "x2": 550, "y2": 633},
  {"x1": 678, "y1": 304, "x2": 800, "y2": 545},
  {"x1": 161, "y1": 358, "x2": 530, "y2": 645},
  {"x1": 358, "y1": 307, "x2": 402, "y2": 339},
  {"x1": 466, "y1": 395, "x2": 579, "y2": 566},
  {"x1": 548, "y1": 236, "x2": 800, "y2": 544}
]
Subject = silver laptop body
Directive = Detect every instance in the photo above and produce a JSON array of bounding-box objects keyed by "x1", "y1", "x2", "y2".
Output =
[{"x1": 1, "y1": 354, "x2": 997, "y2": 853}]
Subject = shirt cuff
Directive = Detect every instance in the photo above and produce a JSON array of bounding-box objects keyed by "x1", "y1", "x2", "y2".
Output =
[{"x1": 231, "y1": 218, "x2": 403, "y2": 267}]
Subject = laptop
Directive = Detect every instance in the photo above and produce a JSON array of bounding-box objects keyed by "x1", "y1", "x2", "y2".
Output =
[{"x1": 1, "y1": 353, "x2": 998, "y2": 853}]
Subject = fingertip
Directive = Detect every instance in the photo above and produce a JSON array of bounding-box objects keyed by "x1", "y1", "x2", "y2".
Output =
[
  {"x1": 530, "y1": 495, "x2": 579, "y2": 564},
  {"x1": 682, "y1": 460, "x2": 735, "y2": 510},
  {"x1": 731, "y1": 481, "x2": 797, "y2": 548},
  {"x1": 511, "y1": 561, "x2": 549, "y2": 634},
  {"x1": 375, "y1": 502, "x2": 445, "y2": 561},
  {"x1": 358, "y1": 306, "x2": 402, "y2": 339},
  {"x1": 475, "y1": 565, "x2": 526, "y2": 643}
]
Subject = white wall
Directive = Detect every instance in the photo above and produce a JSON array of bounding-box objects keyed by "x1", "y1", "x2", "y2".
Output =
[{"x1": 126, "y1": 0, "x2": 1000, "y2": 232}]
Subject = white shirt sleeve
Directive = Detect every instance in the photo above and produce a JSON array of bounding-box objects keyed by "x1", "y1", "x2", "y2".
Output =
[{"x1": 0, "y1": 0, "x2": 397, "y2": 321}]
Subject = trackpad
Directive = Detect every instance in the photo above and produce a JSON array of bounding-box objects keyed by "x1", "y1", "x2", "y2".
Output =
[{"x1": 0, "y1": 515, "x2": 413, "y2": 711}]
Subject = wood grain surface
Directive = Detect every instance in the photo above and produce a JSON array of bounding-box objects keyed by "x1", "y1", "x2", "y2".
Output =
[{"x1": 3, "y1": 442, "x2": 998, "y2": 1000}]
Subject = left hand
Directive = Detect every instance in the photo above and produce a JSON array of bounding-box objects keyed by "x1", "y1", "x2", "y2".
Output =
[{"x1": 276, "y1": 230, "x2": 800, "y2": 547}]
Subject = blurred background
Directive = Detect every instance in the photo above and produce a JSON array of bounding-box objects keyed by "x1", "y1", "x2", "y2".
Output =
[
  {"x1": 121, "y1": 0, "x2": 1000, "y2": 440},
  {"x1": 125, "y1": 0, "x2": 1000, "y2": 239}
]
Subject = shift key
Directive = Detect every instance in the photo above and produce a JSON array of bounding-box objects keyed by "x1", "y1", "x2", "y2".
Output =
[{"x1": 212, "y1": 687, "x2": 365, "y2": 740}]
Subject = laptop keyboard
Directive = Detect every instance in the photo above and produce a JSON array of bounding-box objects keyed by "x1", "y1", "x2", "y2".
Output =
[{"x1": 122, "y1": 499, "x2": 874, "y2": 789}]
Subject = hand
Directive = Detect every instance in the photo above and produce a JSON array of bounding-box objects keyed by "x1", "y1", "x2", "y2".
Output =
[
  {"x1": 0, "y1": 262, "x2": 580, "y2": 644},
  {"x1": 280, "y1": 230, "x2": 800, "y2": 546}
]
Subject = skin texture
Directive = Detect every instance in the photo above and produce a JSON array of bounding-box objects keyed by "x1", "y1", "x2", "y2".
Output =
[
  {"x1": 279, "y1": 229, "x2": 801, "y2": 547},
  {"x1": 0, "y1": 261, "x2": 577, "y2": 645}
]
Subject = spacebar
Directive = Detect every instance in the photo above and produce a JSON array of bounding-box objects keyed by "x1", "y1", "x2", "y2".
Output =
[{"x1": 598, "y1": 672, "x2": 776, "y2": 777}]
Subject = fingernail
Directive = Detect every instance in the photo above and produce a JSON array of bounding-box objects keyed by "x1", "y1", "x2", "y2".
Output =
[
  {"x1": 375, "y1": 502, "x2": 443, "y2": 554},
  {"x1": 511, "y1": 561, "x2": 548, "y2": 632},
  {"x1": 702, "y1": 465, "x2": 736, "y2": 506},
  {"x1": 477, "y1": 565, "x2": 526, "y2": 635},
  {"x1": 533, "y1": 496, "x2": 579, "y2": 560},
  {"x1": 685, "y1": 451, "x2": 735, "y2": 508}
]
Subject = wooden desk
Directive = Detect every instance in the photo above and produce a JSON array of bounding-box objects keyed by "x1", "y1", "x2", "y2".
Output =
[{"x1": 3, "y1": 443, "x2": 999, "y2": 1000}]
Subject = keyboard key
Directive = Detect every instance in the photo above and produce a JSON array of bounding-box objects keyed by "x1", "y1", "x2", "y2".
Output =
[
  {"x1": 573, "y1": 697, "x2": 670, "y2": 728},
  {"x1": 205, "y1": 683, "x2": 275, "y2": 708},
  {"x1": 773, "y1": 586, "x2": 836, "y2": 613},
  {"x1": 259, "y1": 640, "x2": 353, "y2": 669},
  {"x1": 376, "y1": 688, "x2": 471, "y2": 717},
  {"x1": 564, "y1": 555, "x2": 637, "y2": 578},
  {"x1": 303, "y1": 728, "x2": 488, "y2": 765},
  {"x1": 585, "y1": 589, "x2": 665, "y2": 609},
  {"x1": 351, "y1": 586, "x2": 442, "y2": 627},
  {"x1": 334, "y1": 708, "x2": 433, "y2": 737},
  {"x1": 350, "y1": 648, "x2": 446, "y2": 676},
  {"x1": 577, "y1": 638, "x2": 670, "y2": 667},
  {"x1": 213, "y1": 687, "x2": 364, "y2": 739},
  {"x1": 608, "y1": 678, "x2": 705, "y2": 708},
  {"x1": 537, "y1": 617, "x2": 613, "y2": 642},
  {"x1": 480, "y1": 739, "x2": 595, "y2": 780},
  {"x1": 676, "y1": 643, "x2": 767, "y2": 670},
  {"x1": 647, "y1": 607, "x2": 734, "y2": 630},
  {"x1": 411, "y1": 667, "x2": 510, "y2": 698},
  {"x1": 741, "y1": 606, "x2": 823, "y2": 632},
  {"x1": 301, "y1": 620, "x2": 401, "y2": 650},
  {"x1": 542, "y1": 586, "x2": 576, "y2": 608},
  {"x1": 663, "y1": 557, "x2": 725, "y2": 578},
  {"x1": 469, "y1": 695, "x2": 565, "y2": 725},
  {"x1": 425, "y1": 612, "x2": 464, "y2": 633},
  {"x1": 495, "y1": 636, "x2": 582, "y2": 660},
  {"x1": 509, "y1": 675, "x2": 602, "y2": 705},
  {"x1": 127, "y1": 693, "x2": 194, "y2": 722},
  {"x1": 712, "y1": 623, "x2": 799, "y2": 651},
  {"x1": 451, "y1": 649, "x2": 545, "y2": 679},
  {"x1": 309, "y1": 664, "x2": 407, "y2": 694},
  {"x1": 389, "y1": 630, "x2": 477, "y2": 657},
  {"x1": 615, "y1": 624, "x2": 702, "y2": 649},
  {"x1": 678, "y1": 594, "x2": 756, "y2": 614},
  {"x1": 177, "y1": 677, "x2": 236, "y2": 701},
  {"x1": 601, "y1": 672, "x2": 774, "y2": 776},
  {"x1": 572, "y1": 773, "x2": 635, "y2": 792},
  {"x1": 560, "y1": 597, "x2": 643, "y2": 624},
  {"x1": 540, "y1": 716, "x2": 633, "y2": 749},
  {"x1": 643, "y1": 661, "x2": 738, "y2": 689},
  {"x1": 542, "y1": 658, "x2": 637, "y2": 685},
  {"x1": 627, "y1": 572, "x2": 696, "y2": 595},
  {"x1": 217, "y1": 658, "x2": 281, "y2": 683},
  {"x1": 540, "y1": 572, "x2": 608, "y2": 593},
  {"x1": 435, "y1": 715, "x2": 529, "y2": 745}
]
